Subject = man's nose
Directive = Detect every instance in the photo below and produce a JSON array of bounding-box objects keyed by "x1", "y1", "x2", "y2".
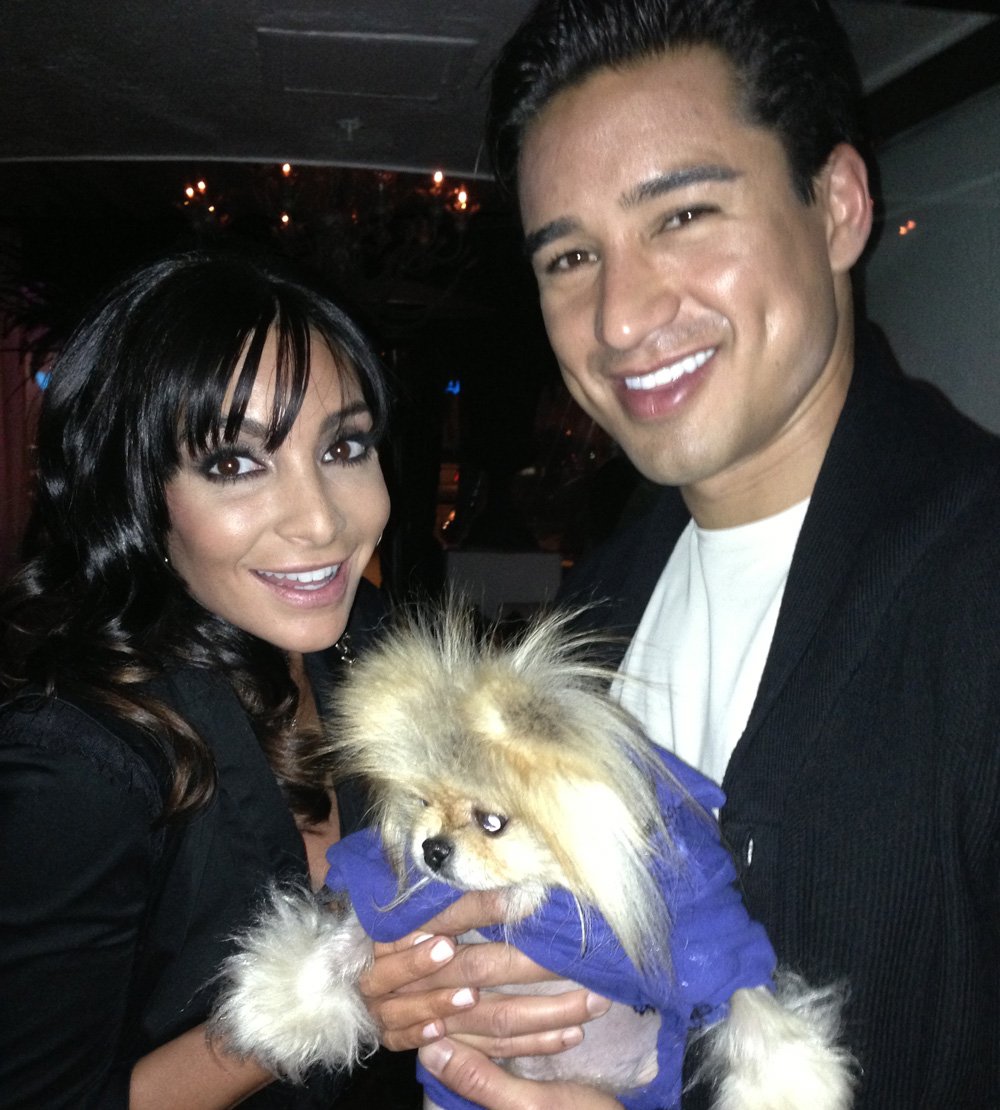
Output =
[{"x1": 596, "y1": 249, "x2": 682, "y2": 351}]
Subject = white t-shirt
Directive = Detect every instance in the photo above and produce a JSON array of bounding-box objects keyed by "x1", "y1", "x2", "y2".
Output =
[{"x1": 615, "y1": 499, "x2": 808, "y2": 785}]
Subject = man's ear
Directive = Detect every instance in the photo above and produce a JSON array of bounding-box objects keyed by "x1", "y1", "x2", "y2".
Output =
[{"x1": 819, "y1": 142, "x2": 873, "y2": 274}]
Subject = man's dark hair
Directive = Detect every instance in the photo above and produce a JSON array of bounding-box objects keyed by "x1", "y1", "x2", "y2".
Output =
[{"x1": 486, "y1": 0, "x2": 866, "y2": 204}]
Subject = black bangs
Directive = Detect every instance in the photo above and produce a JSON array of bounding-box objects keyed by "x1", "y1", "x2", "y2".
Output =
[
  {"x1": 32, "y1": 248, "x2": 391, "y2": 573},
  {"x1": 174, "y1": 302, "x2": 313, "y2": 463},
  {"x1": 173, "y1": 281, "x2": 389, "y2": 467}
]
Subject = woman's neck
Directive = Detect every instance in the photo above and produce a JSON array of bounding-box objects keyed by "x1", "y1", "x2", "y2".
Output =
[{"x1": 287, "y1": 652, "x2": 320, "y2": 732}]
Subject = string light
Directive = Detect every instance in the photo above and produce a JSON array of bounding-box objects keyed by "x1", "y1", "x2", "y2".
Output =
[
  {"x1": 281, "y1": 163, "x2": 292, "y2": 177},
  {"x1": 898, "y1": 218, "x2": 917, "y2": 236}
]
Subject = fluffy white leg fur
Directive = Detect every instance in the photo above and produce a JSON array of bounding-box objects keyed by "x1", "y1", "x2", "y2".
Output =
[
  {"x1": 208, "y1": 885, "x2": 378, "y2": 1083},
  {"x1": 693, "y1": 974, "x2": 856, "y2": 1110}
]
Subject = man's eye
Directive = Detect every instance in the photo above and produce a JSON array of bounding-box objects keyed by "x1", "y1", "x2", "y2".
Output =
[
  {"x1": 474, "y1": 810, "x2": 509, "y2": 836},
  {"x1": 547, "y1": 248, "x2": 597, "y2": 274},
  {"x1": 661, "y1": 206, "x2": 713, "y2": 231}
]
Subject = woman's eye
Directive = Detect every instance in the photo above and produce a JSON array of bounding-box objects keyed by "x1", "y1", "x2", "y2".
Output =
[
  {"x1": 326, "y1": 437, "x2": 371, "y2": 465},
  {"x1": 474, "y1": 810, "x2": 508, "y2": 836},
  {"x1": 206, "y1": 454, "x2": 262, "y2": 480}
]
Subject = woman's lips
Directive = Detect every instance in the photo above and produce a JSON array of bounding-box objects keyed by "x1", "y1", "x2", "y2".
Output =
[{"x1": 254, "y1": 563, "x2": 349, "y2": 606}]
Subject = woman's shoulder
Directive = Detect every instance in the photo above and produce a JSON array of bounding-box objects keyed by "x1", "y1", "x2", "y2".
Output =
[{"x1": 0, "y1": 691, "x2": 166, "y2": 817}]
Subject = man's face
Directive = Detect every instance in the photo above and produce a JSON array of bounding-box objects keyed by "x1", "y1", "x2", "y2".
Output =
[{"x1": 518, "y1": 46, "x2": 866, "y2": 525}]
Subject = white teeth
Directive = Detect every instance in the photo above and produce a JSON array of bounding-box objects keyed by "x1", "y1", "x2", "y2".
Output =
[
  {"x1": 259, "y1": 565, "x2": 339, "y2": 590},
  {"x1": 624, "y1": 347, "x2": 715, "y2": 391}
]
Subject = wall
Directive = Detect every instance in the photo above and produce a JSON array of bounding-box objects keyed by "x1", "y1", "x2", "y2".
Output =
[{"x1": 863, "y1": 84, "x2": 1000, "y2": 433}]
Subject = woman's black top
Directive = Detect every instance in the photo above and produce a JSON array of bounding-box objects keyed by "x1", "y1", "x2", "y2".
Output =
[{"x1": 0, "y1": 585, "x2": 384, "y2": 1108}]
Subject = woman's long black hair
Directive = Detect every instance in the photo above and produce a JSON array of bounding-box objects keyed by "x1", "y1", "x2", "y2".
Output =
[{"x1": 1, "y1": 250, "x2": 391, "y2": 821}]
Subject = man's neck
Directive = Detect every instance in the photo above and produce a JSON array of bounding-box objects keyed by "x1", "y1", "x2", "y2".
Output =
[{"x1": 683, "y1": 353, "x2": 854, "y2": 530}]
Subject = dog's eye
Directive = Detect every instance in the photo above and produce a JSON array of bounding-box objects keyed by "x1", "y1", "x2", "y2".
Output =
[{"x1": 474, "y1": 810, "x2": 508, "y2": 836}]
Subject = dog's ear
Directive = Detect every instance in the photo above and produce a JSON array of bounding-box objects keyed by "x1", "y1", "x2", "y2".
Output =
[{"x1": 523, "y1": 762, "x2": 666, "y2": 968}]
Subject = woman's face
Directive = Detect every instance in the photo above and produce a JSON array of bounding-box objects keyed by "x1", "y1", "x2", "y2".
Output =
[{"x1": 165, "y1": 331, "x2": 390, "y2": 654}]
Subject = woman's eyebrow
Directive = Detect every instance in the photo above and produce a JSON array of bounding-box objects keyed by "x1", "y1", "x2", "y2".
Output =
[{"x1": 225, "y1": 402, "x2": 371, "y2": 442}]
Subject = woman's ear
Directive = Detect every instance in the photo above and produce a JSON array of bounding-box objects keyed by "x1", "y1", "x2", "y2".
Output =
[{"x1": 819, "y1": 142, "x2": 874, "y2": 274}]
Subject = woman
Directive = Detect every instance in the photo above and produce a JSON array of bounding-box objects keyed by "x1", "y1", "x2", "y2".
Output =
[
  {"x1": 0, "y1": 251, "x2": 600, "y2": 1109},
  {"x1": 0, "y1": 249, "x2": 390, "y2": 1106}
]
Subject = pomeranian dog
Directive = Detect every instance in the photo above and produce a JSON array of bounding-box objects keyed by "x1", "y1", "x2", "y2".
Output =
[{"x1": 210, "y1": 603, "x2": 854, "y2": 1110}]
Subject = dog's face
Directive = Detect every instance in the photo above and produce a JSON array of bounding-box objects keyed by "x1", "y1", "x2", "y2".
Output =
[
  {"x1": 378, "y1": 772, "x2": 567, "y2": 896},
  {"x1": 332, "y1": 605, "x2": 671, "y2": 956}
]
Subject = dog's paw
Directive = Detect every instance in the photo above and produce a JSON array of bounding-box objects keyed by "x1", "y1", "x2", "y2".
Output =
[
  {"x1": 208, "y1": 884, "x2": 379, "y2": 1083},
  {"x1": 694, "y1": 974, "x2": 856, "y2": 1110}
]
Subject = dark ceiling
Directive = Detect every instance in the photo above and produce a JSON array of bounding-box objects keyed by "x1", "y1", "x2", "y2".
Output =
[
  {"x1": 0, "y1": 0, "x2": 996, "y2": 348},
  {"x1": 1, "y1": 0, "x2": 997, "y2": 175}
]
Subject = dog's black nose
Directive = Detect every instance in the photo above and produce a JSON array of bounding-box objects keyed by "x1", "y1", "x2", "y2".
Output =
[{"x1": 422, "y1": 837, "x2": 452, "y2": 872}]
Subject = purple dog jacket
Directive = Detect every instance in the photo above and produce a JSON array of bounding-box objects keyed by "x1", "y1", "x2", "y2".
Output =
[{"x1": 325, "y1": 749, "x2": 776, "y2": 1110}]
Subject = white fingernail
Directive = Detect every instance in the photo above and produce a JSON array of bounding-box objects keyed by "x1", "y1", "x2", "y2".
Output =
[{"x1": 430, "y1": 938, "x2": 454, "y2": 963}]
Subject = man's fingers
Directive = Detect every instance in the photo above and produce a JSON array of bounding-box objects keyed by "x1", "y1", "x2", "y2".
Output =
[
  {"x1": 418, "y1": 1039, "x2": 625, "y2": 1110},
  {"x1": 442, "y1": 986, "x2": 611, "y2": 1048},
  {"x1": 448, "y1": 1025, "x2": 585, "y2": 1059}
]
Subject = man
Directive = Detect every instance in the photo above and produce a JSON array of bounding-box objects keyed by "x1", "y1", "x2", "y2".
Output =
[{"x1": 419, "y1": 0, "x2": 1000, "y2": 1106}]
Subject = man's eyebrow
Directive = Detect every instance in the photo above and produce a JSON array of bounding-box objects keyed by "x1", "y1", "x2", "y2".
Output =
[
  {"x1": 523, "y1": 165, "x2": 742, "y2": 259},
  {"x1": 523, "y1": 216, "x2": 582, "y2": 260},
  {"x1": 621, "y1": 165, "x2": 742, "y2": 208}
]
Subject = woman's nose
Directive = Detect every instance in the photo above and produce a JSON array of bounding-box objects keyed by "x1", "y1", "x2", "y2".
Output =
[{"x1": 276, "y1": 470, "x2": 344, "y2": 546}]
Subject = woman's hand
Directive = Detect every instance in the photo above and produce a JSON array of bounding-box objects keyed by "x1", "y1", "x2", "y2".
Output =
[
  {"x1": 418, "y1": 1038, "x2": 624, "y2": 1110},
  {"x1": 357, "y1": 890, "x2": 610, "y2": 1057}
]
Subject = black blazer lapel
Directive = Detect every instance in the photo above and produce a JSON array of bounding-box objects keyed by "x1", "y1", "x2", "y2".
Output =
[
  {"x1": 560, "y1": 483, "x2": 690, "y2": 666},
  {"x1": 724, "y1": 329, "x2": 999, "y2": 813}
]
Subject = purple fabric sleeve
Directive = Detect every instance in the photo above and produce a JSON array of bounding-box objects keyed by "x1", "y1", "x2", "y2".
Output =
[{"x1": 325, "y1": 750, "x2": 776, "y2": 1110}]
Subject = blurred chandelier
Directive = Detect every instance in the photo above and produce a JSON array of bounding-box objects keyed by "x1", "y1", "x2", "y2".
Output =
[{"x1": 178, "y1": 162, "x2": 485, "y2": 332}]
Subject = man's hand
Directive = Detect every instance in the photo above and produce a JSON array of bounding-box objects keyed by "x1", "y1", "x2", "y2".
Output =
[{"x1": 418, "y1": 1038, "x2": 624, "y2": 1110}]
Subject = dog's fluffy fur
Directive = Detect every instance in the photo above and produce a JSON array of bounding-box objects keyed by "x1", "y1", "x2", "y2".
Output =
[{"x1": 210, "y1": 604, "x2": 855, "y2": 1108}]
